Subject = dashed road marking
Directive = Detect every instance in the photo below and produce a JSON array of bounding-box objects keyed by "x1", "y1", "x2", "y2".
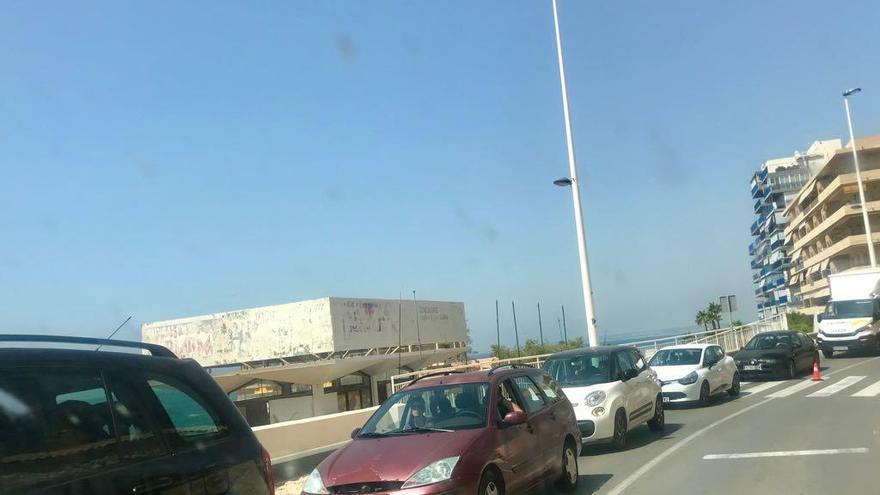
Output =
[
  {"x1": 703, "y1": 448, "x2": 868, "y2": 460},
  {"x1": 852, "y1": 379, "x2": 880, "y2": 397},
  {"x1": 741, "y1": 381, "x2": 786, "y2": 395},
  {"x1": 807, "y1": 376, "x2": 866, "y2": 397}
]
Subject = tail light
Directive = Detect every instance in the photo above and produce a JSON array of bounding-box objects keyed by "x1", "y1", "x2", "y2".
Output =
[{"x1": 261, "y1": 446, "x2": 275, "y2": 495}]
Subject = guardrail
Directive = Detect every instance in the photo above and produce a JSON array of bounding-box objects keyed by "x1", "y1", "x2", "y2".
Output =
[{"x1": 389, "y1": 314, "x2": 787, "y2": 393}]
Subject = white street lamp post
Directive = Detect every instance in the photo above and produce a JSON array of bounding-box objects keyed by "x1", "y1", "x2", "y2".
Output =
[
  {"x1": 551, "y1": 0, "x2": 599, "y2": 348},
  {"x1": 843, "y1": 87, "x2": 876, "y2": 268}
]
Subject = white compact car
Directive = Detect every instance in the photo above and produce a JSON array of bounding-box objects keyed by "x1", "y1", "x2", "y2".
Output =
[
  {"x1": 542, "y1": 346, "x2": 664, "y2": 449},
  {"x1": 647, "y1": 344, "x2": 740, "y2": 405}
]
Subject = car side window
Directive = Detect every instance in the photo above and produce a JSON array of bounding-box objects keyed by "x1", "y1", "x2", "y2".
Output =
[
  {"x1": 144, "y1": 375, "x2": 228, "y2": 446},
  {"x1": 615, "y1": 352, "x2": 636, "y2": 380},
  {"x1": 510, "y1": 375, "x2": 546, "y2": 414},
  {"x1": 629, "y1": 350, "x2": 647, "y2": 371},
  {"x1": 105, "y1": 371, "x2": 168, "y2": 462},
  {"x1": 0, "y1": 368, "x2": 122, "y2": 492},
  {"x1": 533, "y1": 373, "x2": 562, "y2": 403},
  {"x1": 799, "y1": 334, "x2": 814, "y2": 349},
  {"x1": 496, "y1": 381, "x2": 525, "y2": 418}
]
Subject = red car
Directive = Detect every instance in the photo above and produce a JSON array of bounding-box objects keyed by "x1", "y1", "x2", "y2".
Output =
[{"x1": 302, "y1": 365, "x2": 581, "y2": 495}]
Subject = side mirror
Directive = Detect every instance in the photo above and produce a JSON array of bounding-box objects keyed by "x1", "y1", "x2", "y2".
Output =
[
  {"x1": 351, "y1": 428, "x2": 361, "y2": 439},
  {"x1": 502, "y1": 410, "x2": 527, "y2": 426},
  {"x1": 620, "y1": 368, "x2": 639, "y2": 381},
  {"x1": 704, "y1": 359, "x2": 717, "y2": 368},
  {"x1": 817, "y1": 313, "x2": 824, "y2": 323}
]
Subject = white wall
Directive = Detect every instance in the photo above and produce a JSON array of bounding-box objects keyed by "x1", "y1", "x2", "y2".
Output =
[
  {"x1": 267, "y1": 396, "x2": 314, "y2": 423},
  {"x1": 329, "y1": 298, "x2": 466, "y2": 350}
]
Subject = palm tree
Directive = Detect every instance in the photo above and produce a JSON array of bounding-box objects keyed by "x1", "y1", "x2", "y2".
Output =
[
  {"x1": 707, "y1": 302, "x2": 723, "y2": 329},
  {"x1": 695, "y1": 310, "x2": 710, "y2": 331}
]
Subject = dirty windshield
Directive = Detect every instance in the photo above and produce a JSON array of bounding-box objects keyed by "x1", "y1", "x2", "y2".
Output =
[
  {"x1": 543, "y1": 354, "x2": 611, "y2": 387},
  {"x1": 359, "y1": 383, "x2": 489, "y2": 435},
  {"x1": 648, "y1": 349, "x2": 702, "y2": 366}
]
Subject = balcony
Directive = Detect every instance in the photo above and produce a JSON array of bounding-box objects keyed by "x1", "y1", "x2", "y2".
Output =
[
  {"x1": 778, "y1": 295, "x2": 789, "y2": 304},
  {"x1": 770, "y1": 238, "x2": 784, "y2": 251},
  {"x1": 759, "y1": 168, "x2": 769, "y2": 183},
  {"x1": 750, "y1": 220, "x2": 760, "y2": 236},
  {"x1": 751, "y1": 183, "x2": 763, "y2": 199}
]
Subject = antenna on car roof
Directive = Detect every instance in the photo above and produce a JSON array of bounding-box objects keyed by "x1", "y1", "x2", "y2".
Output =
[{"x1": 95, "y1": 315, "x2": 132, "y2": 351}]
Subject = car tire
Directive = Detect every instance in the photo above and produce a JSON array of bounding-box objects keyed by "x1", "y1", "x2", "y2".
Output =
[
  {"x1": 647, "y1": 395, "x2": 665, "y2": 432},
  {"x1": 478, "y1": 469, "x2": 504, "y2": 495},
  {"x1": 823, "y1": 349, "x2": 835, "y2": 359},
  {"x1": 698, "y1": 381, "x2": 710, "y2": 406},
  {"x1": 611, "y1": 409, "x2": 627, "y2": 450},
  {"x1": 555, "y1": 439, "x2": 579, "y2": 492},
  {"x1": 727, "y1": 372, "x2": 741, "y2": 396}
]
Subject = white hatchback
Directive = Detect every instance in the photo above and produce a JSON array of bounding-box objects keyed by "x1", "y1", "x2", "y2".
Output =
[
  {"x1": 648, "y1": 344, "x2": 740, "y2": 405},
  {"x1": 542, "y1": 346, "x2": 664, "y2": 449}
]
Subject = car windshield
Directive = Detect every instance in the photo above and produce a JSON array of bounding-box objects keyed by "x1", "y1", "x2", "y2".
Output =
[
  {"x1": 358, "y1": 383, "x2": 489, "y2": 436},
  {"x1": 824, "y1": 300, "x2": 875, "y2": 320},
  {"x1": 649, "y1": 349, "x2": 702, "y2": 366},
  {"x1": 543, "y1": 354, "x2": 611, "y2": 387},
  {"x1": 744, "y1": 334, "x2": 792, "y2": 350}
]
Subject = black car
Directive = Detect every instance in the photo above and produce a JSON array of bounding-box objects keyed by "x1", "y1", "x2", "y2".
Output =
[
  {"x1": 0, "y1": 335, "x2": 274, "y2": 495},
  {"x1": 732, "y1": 331, "x2": 819, "y2": 379}
]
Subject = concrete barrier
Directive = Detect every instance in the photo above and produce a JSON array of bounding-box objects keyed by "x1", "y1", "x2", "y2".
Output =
[{"x1": 253, "y1": 406, "x2": 379, "y2": 465}]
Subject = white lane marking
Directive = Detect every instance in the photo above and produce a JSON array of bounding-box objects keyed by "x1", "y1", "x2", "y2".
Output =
[
  {"x1": 604, "y1": 356, "x2": 880, "y2": 495},
  {"x1": 807, "y1": 376, "x2": 866, "y2": 397},
  {"x1": 605, "y1": 398, "x2": 774, "y2": 495},
  {"x1": 740, "y1": 381, "x2": 786, "y2": 395},
  {"x1": 852, "y1": 379, "x2": 880, "y2": 397},
  {"x1": 766, "y1": 379, "x2": 821, "y2": 398},
  {"x1": 741, "y1": 381, "x2": 752, "y2": 385},
  {"x1": 703, "y1": 448, "x2": 868, "y2": 460}
]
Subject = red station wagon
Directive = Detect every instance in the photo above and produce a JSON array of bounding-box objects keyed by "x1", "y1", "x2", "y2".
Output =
[{"x1": 302, "y1": 365, "x2": 581, "y2": 495}]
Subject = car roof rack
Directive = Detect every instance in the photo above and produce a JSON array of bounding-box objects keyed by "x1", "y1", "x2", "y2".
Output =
[
  {"x1": 407, "y1": 370, "x2": 465, "y2": 386},
  {"x1": 0, "y1": 334, "x2": 178, "y2": 358},
  {"x1": 488, "y1": 363, "x2": 534, "y2": 375}
]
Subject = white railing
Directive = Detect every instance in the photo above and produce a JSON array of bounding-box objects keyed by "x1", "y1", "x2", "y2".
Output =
[{"x1": 389, "y1": 314, "x2": 787, "y2": 392}]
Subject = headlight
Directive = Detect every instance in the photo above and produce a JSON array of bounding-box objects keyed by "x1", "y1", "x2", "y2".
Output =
[
  {"x1": 585, "y1": 391, "x2": 606, "y2": 407},
  {"x1": 678, "y1": 371, "x2": 698, "y2": 385},
  {"x1": 401, "y1": 456, "x2": 460, "y2": 489},
  {"x1": 302, "y1": 468, "x2": 329, "y2": 494}
]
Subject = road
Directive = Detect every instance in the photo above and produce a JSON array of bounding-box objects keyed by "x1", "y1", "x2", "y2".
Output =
[{"x1": 543, "y1": 354, "x2": 880, "y2": 495}]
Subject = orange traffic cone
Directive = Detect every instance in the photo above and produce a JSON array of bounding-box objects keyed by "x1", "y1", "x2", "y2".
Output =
[{"x1": 812, "y1": 362, "x2": 822, "y2": 381}]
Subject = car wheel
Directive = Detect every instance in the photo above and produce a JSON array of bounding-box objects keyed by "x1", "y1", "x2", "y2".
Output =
[
  {"x1": 787, "y1": 360, "x2": 796, "y2": 379},
  {"x1": 555, "y1": 439, "x2": 579, "y2": 492},
  {"x1": 647, "y1": 395, "x2": 665, "y2": 431},
  {"x1": 823, "y1": 349, "x2": 835, "y2": 359},
  {"x1": 478, "y1": 469, "x2": 504, "y2": 495},
  {"x1": 728, "y1": 372, "x2": 741, "y2": 396},
  {"x1": 611, "y1": 409, "x2": 627, "y2": 449},
  {"x1": 698, "y1": 381, "x2": 710, "y2": 406}
]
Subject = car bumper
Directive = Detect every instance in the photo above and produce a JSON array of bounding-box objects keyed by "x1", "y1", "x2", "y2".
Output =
[
  {"x1": 735, "y1": 362, "x2": 787, "y2": 378},
  {"x1": 817, "y1": 334, "x2": 878, "y2": 353},
  {"x1": 317, "y1": 478, "x2": 470, "y2": 495},
  {"x1": 574, "y1": 410, "x2": 615, "y2": 444},
  {"x1": 659, "y1": 381, "x2": 701, "y2": 403}
]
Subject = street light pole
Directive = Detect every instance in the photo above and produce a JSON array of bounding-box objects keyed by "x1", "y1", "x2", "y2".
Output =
[
  {"x1": 551, "y1": 0, "x2": 599, "y2": 347},
  {"x1": 843, "y1": 88, "x2": 876, "y2": 268}
]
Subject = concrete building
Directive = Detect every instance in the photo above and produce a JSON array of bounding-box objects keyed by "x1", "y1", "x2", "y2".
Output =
[
  {"x1": 785, "y1": 135, "x2": 880, "y2": 314},
  {"x1": 143, "y1": 297, "x2": 467, "y2": 426},
  {"x1": 749, "y1": 140, "x2": 841, "y2": 318}
]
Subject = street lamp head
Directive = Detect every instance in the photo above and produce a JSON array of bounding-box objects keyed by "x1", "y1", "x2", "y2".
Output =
[
  {"x1": 844, "y1": 88, "x2": 862, "y2": 97},
  {"x1": 553, "y1": 177, "x2": 573, "y2": 187}
]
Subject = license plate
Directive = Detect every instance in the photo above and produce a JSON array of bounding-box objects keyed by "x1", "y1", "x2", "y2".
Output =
[
  {"x1": 833, "y1": 346, "x2": 848, "y2": 351},
  {"x1": 662, "y1": 396, "x2": 670, "y2": 403},
  {"x1": 744, "y1": 365, "x2": 760, "y2": 371}
]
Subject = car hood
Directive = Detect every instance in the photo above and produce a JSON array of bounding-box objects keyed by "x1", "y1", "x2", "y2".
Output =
[
  {"x1": 733, "y1": 349, "x2": 791, "y2": 361},
  {"x1": 319, "y1": 429, "x2": 483, "y2": 486},
  {"x1": 652, "y1": 365, "x2": 699, "y2": 382}
]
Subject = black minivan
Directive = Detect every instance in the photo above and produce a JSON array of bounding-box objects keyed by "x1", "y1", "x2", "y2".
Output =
[{"x1": 0, "y1": 335, "x2": 274, "y2": 495}]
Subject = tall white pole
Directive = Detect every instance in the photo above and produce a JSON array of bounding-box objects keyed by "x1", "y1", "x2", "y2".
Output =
[
  {"x1": 844, "y1": 95, "x2": 876, "y2": 267},
  {"x1": 551, "y1": 0, "x2": 599, "y2": 348}
]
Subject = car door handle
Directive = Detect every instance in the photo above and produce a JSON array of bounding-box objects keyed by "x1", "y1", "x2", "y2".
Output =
[{"x1": 132, "y1": 476, "x2": 176, "y2": 494}]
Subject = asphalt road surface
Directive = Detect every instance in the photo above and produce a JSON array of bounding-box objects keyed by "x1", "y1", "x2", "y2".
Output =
[{"x1": 536, "y1": 353, "x2": 880, "y2": 495}]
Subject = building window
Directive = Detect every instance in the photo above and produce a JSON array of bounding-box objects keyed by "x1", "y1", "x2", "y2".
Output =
[{"x1": 231, "y1": 380, "x2": 283, "y2": 401}]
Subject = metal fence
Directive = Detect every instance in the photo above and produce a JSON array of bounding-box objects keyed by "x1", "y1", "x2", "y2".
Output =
[{"x1": 389, "y1": 314, "x2": 787, "y2": 393}]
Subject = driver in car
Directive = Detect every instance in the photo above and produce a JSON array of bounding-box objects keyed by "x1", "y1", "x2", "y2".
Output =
[{"x1": 407, "y1": 396, "x2": 427, "y2": 428}]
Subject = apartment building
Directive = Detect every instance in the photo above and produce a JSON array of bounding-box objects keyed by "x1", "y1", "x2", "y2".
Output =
[
  {"x1": 749, "y1": 140, "x2": 840, "y2": 319},
  {"x1": 785, "y1": 135, "x2": 880, "y2": 315}
]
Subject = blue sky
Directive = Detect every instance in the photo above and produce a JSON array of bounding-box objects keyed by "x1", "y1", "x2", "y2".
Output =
[{"x1": 2, "y1": 1, "x2": 880, "y2": 352}]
